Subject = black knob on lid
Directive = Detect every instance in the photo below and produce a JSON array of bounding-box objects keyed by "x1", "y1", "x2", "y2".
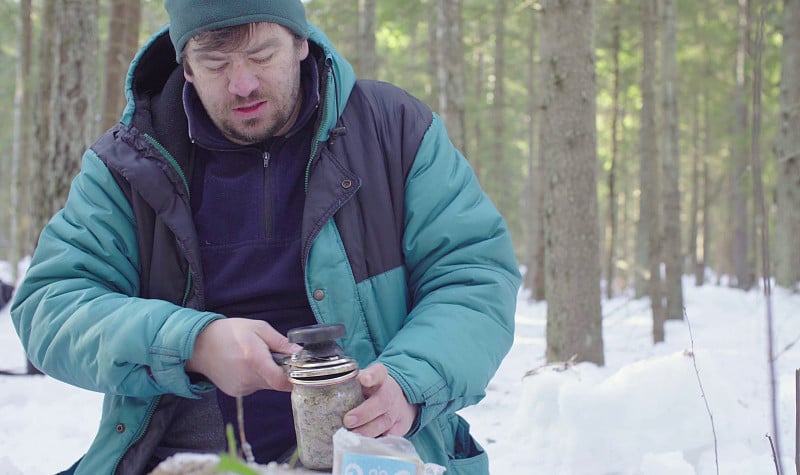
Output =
[
  {"x1": 288, "y1": 323, "x2": 345, "y2": 344},
  {"x1": 288, "y1": 323, "x2": 346, "y2": 359}
]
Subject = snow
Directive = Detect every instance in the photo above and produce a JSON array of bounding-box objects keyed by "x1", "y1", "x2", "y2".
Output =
[{"x1": 1, "y1": 262, "x2": 798, "y2": 475}]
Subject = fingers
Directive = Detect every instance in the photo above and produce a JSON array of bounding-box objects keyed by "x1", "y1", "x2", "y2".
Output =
[
  {"x1": 357, "y1": 362, "x2": 388, "y2": 395},
  {"x1": 250, "y1": 339, "x2": 294, "y2": 392},
  {"x1": 253, "y1": 322, "x2": 303, "y2": 356},
  {"x1": 344, "y1": 363, "x2": 416, "y2": 437},
  {"x1": 187, "y1": 318, "x2": 298, "y2": 395},
  {"x1": 343, "y1": 392, "x2": 396, "y2": 437},
  {"x1": 248, "y1": 321, "x2": 300, "y2": 392}
]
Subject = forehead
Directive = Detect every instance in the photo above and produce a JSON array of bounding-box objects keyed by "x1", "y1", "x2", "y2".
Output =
[{"x1": 186, "y1": 22, "x2": 294, "y2": 57}]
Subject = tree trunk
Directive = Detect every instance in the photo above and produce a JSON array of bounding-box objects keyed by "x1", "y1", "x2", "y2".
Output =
[
  {"x1": 751, "y1": 4, "x2": 782, "y2": 468},
  {"x1": 435, "y1": 0, "x2": 466, "y2": 152},
  {"x1": 43, "y1": 0, "x2": 100, "y2": 221},
  {"x1": 731, "y1": 0, "x2": 753, "y2": 290},
  {"x1": 660, "y1": 0, "x2": 683, "y2": 319},
  {"x1": 619, "y1": 100, "x2": 633, "y2": 290},
  {"x1": 524, "y1": 4, "x2": 545, "y2": 301},
  {"x1": 101, "y1": 0, "x2": 141, "y2": 131},
  {"x1": 11, "y1": 0, "x2": 33, "y2": 282},
  {"x1": 689, "y1": 94, "x2": 702, "y2": 286},
  {"x1": 24, "y1": 0, "x2": 43, "y2": 375},
  {"x1": 541, "y1": 0, "x2": 604, "y2": 366},
  {"x1": 774, "y1": 0, "x2": 800, "y2": 290},
  {"x1": 640, "y1": 0, "x2": 665, "y2": 341},
  {"x1": 124, "y1": 2, "x2": 142, "y2": 54},
  {"x1": 471, "y1": 19, "x2": 488, "y2": 181},
  {"x1": 426, "y1": 11, "x2": 439, "y2": 105},
  {"x1": 30, "y1": 0, "x2": 56, "y2": 250},
  {"x1": 701, "y1": 60, "x2": 717, "y2": 283},
  {"x1": 605, "y1": 0, "x2": 621, "y2": 299},
  {"x1": 634, "y1": 0, "x2": 654, "y2": 300},
  {"x1": 701, "y1": 161, "x2": 711, "y2": 285},
  {"x1": 357, "y1": 0, "x2": 377, "y2": 78},
  {"x1": 491, "y1": 0, "x2": 511, "y2": 217}
]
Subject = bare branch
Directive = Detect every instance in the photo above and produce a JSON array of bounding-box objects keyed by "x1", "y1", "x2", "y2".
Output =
[{"x1": 685, "y1": 308, "x2": 719, "y2": 475}]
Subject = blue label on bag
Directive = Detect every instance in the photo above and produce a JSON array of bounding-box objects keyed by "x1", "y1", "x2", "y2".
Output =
[{"x1": 340, "y1": 452, "x2": 418, "y2": 475}]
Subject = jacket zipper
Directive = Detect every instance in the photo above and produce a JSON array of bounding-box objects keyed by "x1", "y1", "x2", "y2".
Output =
[
  {"x1": 111, "y1": 395, "x2": 161, "y2": 474},
  {"x1": 144, "y1": 133, "x2": 195, "y2": 306},
  {"x1": 301, "y1": 61, "x2": 344, "y2": 268},
  {"x1": 304, "y1": 62, "x2": 334, "y2": 194},
  {"x1": 111, "y1": 260, "x2": 191, "y2": 473},
  {"x1": 143, "y1": 134, "x2": 191, "y2": 199},
  {"x1": 263, "y1": 150, "x2": 273, "y2": 237},
  {"x1": 111, "y1": 134, "x2": 192, "y2": 473}
]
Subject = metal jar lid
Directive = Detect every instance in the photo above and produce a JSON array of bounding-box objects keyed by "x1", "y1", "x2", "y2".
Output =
[{"x1": 287, "y1": 355, "x2": 359, "y2": 386}]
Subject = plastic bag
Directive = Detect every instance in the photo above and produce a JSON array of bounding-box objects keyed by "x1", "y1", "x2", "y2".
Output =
[{"x1": 332, "y1": 428, "x2": 446, "y2": 475}]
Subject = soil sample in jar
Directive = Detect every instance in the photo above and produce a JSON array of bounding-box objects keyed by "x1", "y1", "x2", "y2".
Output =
[{"x1": 286, "y1": 324, "x2": 365, "y2": 471}]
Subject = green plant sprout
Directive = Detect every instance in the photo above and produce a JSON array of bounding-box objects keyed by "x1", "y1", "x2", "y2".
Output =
[{"x1": 214, "y1": 423, "x2": 259, "y2": 475}]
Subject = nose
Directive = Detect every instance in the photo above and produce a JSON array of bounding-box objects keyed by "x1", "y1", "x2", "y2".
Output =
[{"x1": 228, "y1": 63, "x2": 259, "y2": 97}]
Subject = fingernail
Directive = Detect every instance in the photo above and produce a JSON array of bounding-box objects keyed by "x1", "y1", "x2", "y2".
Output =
[
  {"x1": 359, "y1": 371, "x2": 372, "y2": 385},
  {"x1": 344, "y1": 414, "x2": 357, "y2": 427}
]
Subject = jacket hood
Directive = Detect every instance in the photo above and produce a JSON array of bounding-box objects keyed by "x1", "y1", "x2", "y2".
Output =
[{"x1": 120, "y1": 21, "x2": 356, "y2": 143}]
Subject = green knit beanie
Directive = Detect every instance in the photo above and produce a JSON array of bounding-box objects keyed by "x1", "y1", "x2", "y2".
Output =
[{"x1": 165, "y1": 0, "x2": 309, "y2": 62}]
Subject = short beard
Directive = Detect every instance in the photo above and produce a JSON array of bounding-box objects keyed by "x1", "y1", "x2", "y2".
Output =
[{"x1": 220, "y1": 117, "x2": 282, "y2": 145}]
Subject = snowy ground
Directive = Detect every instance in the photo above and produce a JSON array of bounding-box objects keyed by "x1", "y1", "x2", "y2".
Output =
[{"x1": 1, "y1": 262, "x2": 798, "y2": 474}]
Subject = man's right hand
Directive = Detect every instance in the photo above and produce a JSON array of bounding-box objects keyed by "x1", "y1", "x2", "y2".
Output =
[{"x1": 185, "y1": 318, "x2": 301, "y2": 396}]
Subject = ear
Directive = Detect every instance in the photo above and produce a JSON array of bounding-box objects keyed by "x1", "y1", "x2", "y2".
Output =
[
  {"x1": 183, "y1": 68, "x2": 193, "y2": 83},
  {"x1": 298, "y1": 39, "x2": 309, "y2": 61}
]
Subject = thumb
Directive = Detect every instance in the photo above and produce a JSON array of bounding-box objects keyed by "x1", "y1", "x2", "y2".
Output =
[
  {"x1": 358, "y1": 362, "x2": 388, "y2": 388},
  {"x1": 272, "y1": 339, "x2": 303, "y2": 356},
  {"x1": 253, "y1": 323, "x2": 302, "y2": 355}
]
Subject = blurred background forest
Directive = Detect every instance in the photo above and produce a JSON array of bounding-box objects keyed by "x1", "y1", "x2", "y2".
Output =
[{"x1": 1, "y1": 0, "x2": 798, "y2": 364}]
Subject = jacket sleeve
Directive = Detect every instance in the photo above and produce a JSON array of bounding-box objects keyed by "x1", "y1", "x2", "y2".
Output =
[
  {"x1": 377, "y1": 113, "x2": 521, "y2": 433},
  {"x1": 10, "y1": 151, "x2": 222, "y2": 398}
]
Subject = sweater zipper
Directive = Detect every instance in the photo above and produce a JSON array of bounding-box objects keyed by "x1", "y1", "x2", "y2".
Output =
[{"x1": 263, "y1": 149, "x2": 273, "y2": 237}]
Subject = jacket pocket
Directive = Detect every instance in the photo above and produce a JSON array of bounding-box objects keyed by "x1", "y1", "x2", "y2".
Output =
[{"x1": 444, "y1": 415, "x2": 490, "y2": 475}]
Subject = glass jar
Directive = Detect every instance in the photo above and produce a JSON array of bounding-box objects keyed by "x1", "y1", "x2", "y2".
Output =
[
  {"x1": 289, "y1": 364, "x2": 364, "y2": 470},
  {"x1": 285, "y1": 324, "x2": 365, "y2": 471}
]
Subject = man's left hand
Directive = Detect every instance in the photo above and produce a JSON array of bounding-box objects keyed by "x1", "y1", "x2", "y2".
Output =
[{"x1": 343, "y1": 362, "x2": 418, "y2": 437}]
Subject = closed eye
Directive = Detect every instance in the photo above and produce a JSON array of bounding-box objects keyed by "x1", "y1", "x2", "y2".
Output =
[
  {"x1": 251, "y1": 54, "x2": 274, "y2": 64},
  {"x1": 204, "y1": 62, "x2": 227, "y2": 72}
]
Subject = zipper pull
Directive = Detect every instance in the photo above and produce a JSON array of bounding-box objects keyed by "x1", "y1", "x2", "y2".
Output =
[{"x1": 263, "y1": 151, "x2": 271, "y2": 168}]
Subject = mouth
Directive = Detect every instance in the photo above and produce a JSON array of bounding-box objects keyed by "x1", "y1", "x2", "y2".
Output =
[{"x1": 233, "y1": 101, "x2": 266, "y2": 115}]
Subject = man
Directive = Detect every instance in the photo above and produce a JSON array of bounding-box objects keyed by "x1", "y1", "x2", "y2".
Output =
[{"x1": 11, "y1": 1, "x2": 520, "y2": 474}]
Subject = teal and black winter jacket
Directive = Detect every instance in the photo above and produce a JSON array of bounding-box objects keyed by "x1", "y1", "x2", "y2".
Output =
[{"x1": 11, "y1": 23, "x2": 520, "y2": 475}]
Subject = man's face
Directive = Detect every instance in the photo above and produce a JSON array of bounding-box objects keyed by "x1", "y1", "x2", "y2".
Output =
[{"x1": 183, "y1": 23, "x2": 310, "y2": 145}]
